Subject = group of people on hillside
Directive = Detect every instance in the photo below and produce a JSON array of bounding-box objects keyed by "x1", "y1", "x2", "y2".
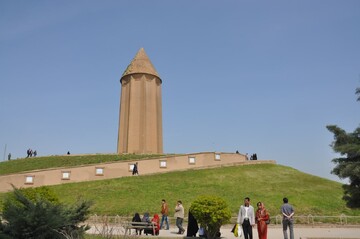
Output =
[
  {"x1": 131, "y1": 197, "x2": 294, "y2": 239},
  {"x1": 131, "y1": 199, "x2": 186, "y2": 236},
  {"x1": 244, "y1": 153, "x2": 258, "y2": 160},
  {"x1": 26, "y1": 148, "x2": 37, "y2": 158},
  {"x1": 235, "y1": 197, "x2": 294, "y2": 239}
]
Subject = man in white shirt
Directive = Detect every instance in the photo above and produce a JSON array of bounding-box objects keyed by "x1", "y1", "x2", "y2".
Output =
[
  {"x1": 237, "y1": 197, "x2": 255, "y2": 239},
  {"x1": 174, "y1": 200, "x2": 185, "y2": 234}
]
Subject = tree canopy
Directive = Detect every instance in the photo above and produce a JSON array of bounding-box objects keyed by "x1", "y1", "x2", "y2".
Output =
[
  {"x1": 326, "y1": 86, "x2": 360, "y2": 208},
  {"x1": 190, "y1": 195, "x2": 231, "y2": 239},
  {"x1": 0, "y1": 186, "x2": 92, "y2": 239},
  {"x1": 327, "y1": 125, "x2": 360, "y2": 208}
]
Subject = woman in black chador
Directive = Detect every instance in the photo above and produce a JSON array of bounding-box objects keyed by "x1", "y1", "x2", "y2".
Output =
[
  {"x1": 132, "y1": 212, "x2": 142, "y2": 235},
  {"x1": 186, "y1": 211, "x2": 199, "y2": 237}
]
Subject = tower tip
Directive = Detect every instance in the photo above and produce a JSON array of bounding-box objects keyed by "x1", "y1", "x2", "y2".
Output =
[{"x1": 121, "y1": 48, "x2": 160, "y2": 79}]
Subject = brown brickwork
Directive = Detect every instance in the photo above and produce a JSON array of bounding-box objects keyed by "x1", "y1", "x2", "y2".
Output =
[{"x1": 117, "y1": 48, "x2": 163, "y2": 154}]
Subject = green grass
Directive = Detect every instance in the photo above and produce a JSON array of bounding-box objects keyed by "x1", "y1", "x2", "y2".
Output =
[
  {"x1": 2, "y1": 163, "x2": 358, "y2": 218},
  {"x1": 0, "y1": 154, "x2": 169, "y2": 175}
]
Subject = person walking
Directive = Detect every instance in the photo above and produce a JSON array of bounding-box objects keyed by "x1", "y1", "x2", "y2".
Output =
[
  {"x1": 160, "y1": 199, "x2": 170, "y2": 230},
  {"x1": 174, "y1": 200, "x2": 185, "y2": 234},
  {"x1": 281, "y1": 197, "x2": 295, "y2": 239},
  {"x1": 256, "y1": 202, "x2": 269, "y2": 239},
  {"x1": 132, "y1": 162, "x2": 138, "y2": 175},
  {"x1": 237, "y1": 197, "x2": 255, "y2": 239},
  {"x1": 186, "y1": 210, "x2": 199, "y2": 237}
]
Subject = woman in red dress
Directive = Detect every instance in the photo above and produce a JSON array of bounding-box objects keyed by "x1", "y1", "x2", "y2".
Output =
[
  {"x1": 255, "y1": 202, "x2": 270, "y2": 239},
  {"x1": 152, "y1": 213, "x2": 160, "y2": 235}
]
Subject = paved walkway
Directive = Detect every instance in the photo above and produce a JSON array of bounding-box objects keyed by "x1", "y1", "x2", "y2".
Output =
[
  {"x1": 88, "y1": 225, "x2": 360, "y2": 238},
  {"x1": 156, "y1": 225, "x2": 360, "y2": 239}
]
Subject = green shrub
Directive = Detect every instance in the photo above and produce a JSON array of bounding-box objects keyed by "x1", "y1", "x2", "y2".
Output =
[
  {"x1": 1, "y1": 186, "x2": 59, "y2": 213},
  {"x1": 0, "y1": 186, "x2": 92, "y2": 239},
  {"x1": 190, "y1": 195, "x2": 231, "y2": 239}
]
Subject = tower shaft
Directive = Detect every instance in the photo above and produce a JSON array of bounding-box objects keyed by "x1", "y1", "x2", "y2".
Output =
[{"x1": 117, "y1": 49, "x2": 163, "y2": 154}]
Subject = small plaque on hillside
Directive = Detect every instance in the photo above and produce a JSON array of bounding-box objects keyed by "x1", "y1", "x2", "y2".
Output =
[
  {"x1": 189, "y1": 157, "x2": 196, "y2": 164},
  {"x1": 25, "y1": 175, "x2": 34, "y2": 184},
  {"x1": 215, "y1": 154, "x2": 221, "y2": 160},
  {"x1": 160, "y1": 160, "x2": 167, "y2": 168},
  {"x1": 96, "y1": 167, "x2": 104, "y2": 176},
  {"x1": 62, "y1": 171, "x2": 71, "y2": 180}
]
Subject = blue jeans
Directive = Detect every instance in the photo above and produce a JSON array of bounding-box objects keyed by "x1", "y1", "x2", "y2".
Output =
[
  {"x1": 282, "y1": 219, "x2": 294, "y2": 239},
  {"x1": 160, "y1": 214, "x2": 169, "y2": 229}
]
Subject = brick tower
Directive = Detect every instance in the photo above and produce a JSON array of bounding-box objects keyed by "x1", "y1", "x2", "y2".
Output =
[{"x1": 117, "y1": 48, "x2": 163, "y2": 154}]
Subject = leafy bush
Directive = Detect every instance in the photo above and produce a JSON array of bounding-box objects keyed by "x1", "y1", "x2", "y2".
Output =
[
  {"x1": 0, "y1": 186, "x2": 92, "y2": 239},
  {"x1": 190, "y1": 195, "x2": 231, "y2": 239},
  {"x1": 2, "y1": 186, "x2": 60, "y2": 212}
]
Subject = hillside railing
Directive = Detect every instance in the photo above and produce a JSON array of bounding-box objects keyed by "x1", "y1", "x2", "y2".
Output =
[{"x1": 87, "y1": 214, "x2": 360, "y2": 226}]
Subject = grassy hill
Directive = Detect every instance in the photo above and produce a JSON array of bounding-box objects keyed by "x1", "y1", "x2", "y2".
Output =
[
  {"x1": 1, "y1": 158, "x2": 359, "y2": 219},
  {"x1": 0, "y1": 154, "x2": 168, "y2": 175}
]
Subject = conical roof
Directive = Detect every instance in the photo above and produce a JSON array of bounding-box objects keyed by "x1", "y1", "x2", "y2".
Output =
[{"x1": 121, "y1": 48, "x2": 161, "y2": 81}]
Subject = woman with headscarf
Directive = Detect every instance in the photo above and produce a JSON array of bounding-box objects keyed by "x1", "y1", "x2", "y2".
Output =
[
  {"x1": 132, "y1": 212, "x2": 142, "y2": 235},
  {"x1": 151, "y1": 213, "x2": 161, "y2": 235},
  {"x1": 142, "y1": 212, "x2": 152, "y2": 235},
  {"x1": 255, "y1": 202, "x2": 270, "y2": 239},
  {"x1": 186, "y1": 211, "x2": 199, "y2": 237}
]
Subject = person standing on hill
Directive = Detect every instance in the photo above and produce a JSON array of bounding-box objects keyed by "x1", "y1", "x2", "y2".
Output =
[
  {"x1": 174, "y1": 200, "x2": 185, "y2": 234},
  {"x1": 160, "y1": 199, "x2": 169, "y2": 230},
  {"x1": 237, "y1": 197, "x2": 255, "y2": 239},
  {"x1": 281, "y1": 197, "x2": 294, "y2": 239}
]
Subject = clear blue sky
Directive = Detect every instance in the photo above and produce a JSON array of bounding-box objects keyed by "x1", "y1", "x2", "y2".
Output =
[{"x1": 1, "y1": 1, "x2": 359, "y2": 182}]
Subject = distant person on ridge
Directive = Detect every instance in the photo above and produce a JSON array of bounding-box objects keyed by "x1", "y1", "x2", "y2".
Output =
[
  {"x1": 26, "y1": 148, "x2": 31, "y2": 158},
  {"x1": 281, "y1": 197, "x2": 294, "y2": 239}
]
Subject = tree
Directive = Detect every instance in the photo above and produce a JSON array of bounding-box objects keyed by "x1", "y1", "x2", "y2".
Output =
[
  {"x1": 189, "y1": 195, "x2": 231, "y2": 239},
  {"x1": 326, "y1": 125, "x2": 360, "y2": 208},
  {"x1": 326, "y1": 86, "x2": 360, "y2": 208},
  {"x1": 0, "y1": 186, "x2": 92, "y2": 239}
]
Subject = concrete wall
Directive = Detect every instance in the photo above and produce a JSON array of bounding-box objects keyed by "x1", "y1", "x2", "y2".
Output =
[{"x1": 0, "y1": 152, "x2": 275, "y2": 192}]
